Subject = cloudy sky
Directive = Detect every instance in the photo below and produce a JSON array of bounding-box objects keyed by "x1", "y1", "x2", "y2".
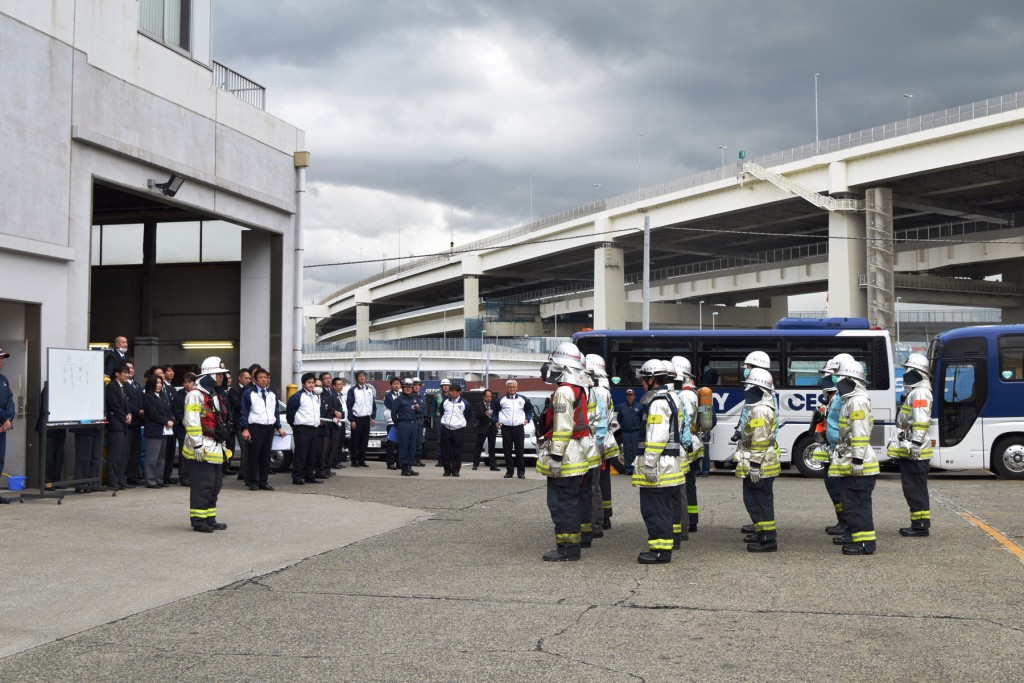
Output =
[{"x1": 213, "y1": 1, "x2": 1024, "y2": 304}]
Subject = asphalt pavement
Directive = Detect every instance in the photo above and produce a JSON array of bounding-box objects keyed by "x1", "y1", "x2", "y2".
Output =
[{"x1": 0, "y1": 463, "x2": 1021, "y2": 681}]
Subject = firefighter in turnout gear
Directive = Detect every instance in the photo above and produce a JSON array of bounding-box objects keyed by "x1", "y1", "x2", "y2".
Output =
[
  {"x1": 818, "y1": 355, "x2": 853, "y2": 541},
  {"x1": 887, "y1": 353, "x2": 934, "y2": 537},
  {"x1": 831, "y1": 359, "x2": 879, "y2": 555},
  {"x1": 634, "y1": 359, "x2": 686, "y2": 564},
  {"x1": 586, "y1": 354, "x2": 618, "y2": 534},
  {"x1": 734, "y1": 367, "x2": 781, "y2": 552},
  {"x1": 183, "y1": 357, "x2": 232, "y2": 533},
  {"x1": 536, "y1": 342, "x2": 594, "y2": 561},
  {"x1": 672, "y1": 356, "x2": 703, "y2": 534}
]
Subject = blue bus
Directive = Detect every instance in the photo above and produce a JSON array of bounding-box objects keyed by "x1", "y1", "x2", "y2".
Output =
[
  {"x1": 928, "y1": 325, "x2": 1024, "y2": 479},
  {"x1": 573, "y1": 325, "x2": 896, "y2": 477}
]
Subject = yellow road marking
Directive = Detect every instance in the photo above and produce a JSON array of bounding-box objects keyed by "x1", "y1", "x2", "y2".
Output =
[{"x1": 958, "y1": 511, "x2": 1024, "y2": 564}]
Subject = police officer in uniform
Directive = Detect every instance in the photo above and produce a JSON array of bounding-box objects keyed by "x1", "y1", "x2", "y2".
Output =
[
  {"x1": 888, "y1": 353, "x2": 934, "y2": 537},
  {"x1": 536, "y1": 342, "x2": 593, "y2": 562},
  {"x1": 392, "y1": 378, "x2": 423, "y2": 476},
  {"x1": 634, "y1": 359, "x2": 686, "y2": 564},
  {"x1": 831, "y1": 359, "x2": 879, "y2": 555},
  {"x1": 182, "y1": 357, "x2": 231, "y2": 532}
]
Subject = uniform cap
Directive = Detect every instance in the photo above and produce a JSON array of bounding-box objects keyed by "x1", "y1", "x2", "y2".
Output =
[
  {"x1": 625, "y1": 389, "x2": 635, "y2": 395},
  {"x1": 411, "y1": 377, "x2": 422, "y2": 384}
]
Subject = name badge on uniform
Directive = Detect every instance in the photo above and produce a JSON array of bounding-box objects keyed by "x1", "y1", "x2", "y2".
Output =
[
  {"x1": 749, "y1": 418, "x2": 765, "y2": 427},
  {"x1": 647, "y1": 414, "x2": 663, "y2": 424},
  {"x1": 554, "y1": 404, "x2": 567, "y2": 413}
]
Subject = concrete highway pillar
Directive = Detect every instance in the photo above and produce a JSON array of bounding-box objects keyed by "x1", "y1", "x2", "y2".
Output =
[
  {"x1": 1002, "y1": 268, "x2": 1024, "y2": 324},
  {"x1": 864, "y1": 187, "x2": 895, "y2": 334},
  {"x1": 355, "y1": 287, "x2": 372, "y2": 341},
  {"x1": 594, "y1": 242, "x2": 626, "y2": 329},
  {"x1": 759, "y1": 296, "x2": 789, "y2": 323},
  {"x1": 463, "y1": 275, "x2": 480, "y2": 321},
  {"x1": 827, "y1": 209, "x2": 868, "y2": 318}
]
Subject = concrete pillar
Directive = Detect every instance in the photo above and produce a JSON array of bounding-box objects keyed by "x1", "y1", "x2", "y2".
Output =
[
  {"x1": 463, "y1": 275, "x2": 480, "y2": 321},
  {"x1": 865, "y1": 187, "x2": 895, "y2": 334},
  {"x1": 759, "y1": 296, "x2": 789, "y2": 324},
  {"x1": 594, "y1": 242, "x2": 626, "y2": 329},
  {"x1": 355, "y1": 287, "x2": 372, "y2": 341},
  {"x1": 140, "y1": 221, "x2": 156, "y2": 337},
  {"x1": 1003, "y1": 267, "x2": 1024, "y2": 324},
  {"x1": 240, "y1": 230, "x2": 272, "y2": 366},
  {"x1": 827, "y1": 210, "x2": 867, "y2": 317}
]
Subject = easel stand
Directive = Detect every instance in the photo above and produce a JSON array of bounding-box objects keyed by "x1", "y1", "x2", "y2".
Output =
[{"x1": 20, "y1": 381, "x2": 108, "y2": 503}]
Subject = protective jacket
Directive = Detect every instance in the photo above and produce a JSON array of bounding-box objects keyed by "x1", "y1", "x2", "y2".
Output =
[
  {"x1": 733, "y1": 393, "x2": 781, "y2": 478},
  {"x1": 677, "y1": 385, "x2": 704, "y2": 464},
  {"x1": 536, "y1": 383, "x2": 592, "y2": 478},
  {"x1": 632, "y1": 388, "x2": 686, "y2": 488},
  {"x1": 182, "y1": 387, "x2": 229, "y2": 464},
  {"x1": 887, "y1": 381, "x2": 933, "y2": 460},
  {"x1": 591, "y1": 384, "x2": 620, "y2": 462},
  {"x1": 830, "y1": 384, "x2": 878, "y2": 477}
]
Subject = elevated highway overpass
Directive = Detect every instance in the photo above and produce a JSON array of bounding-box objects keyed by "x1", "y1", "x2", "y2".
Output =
[{"x1": 316, "y1": 91, "x2": 1024, "y2": 344}]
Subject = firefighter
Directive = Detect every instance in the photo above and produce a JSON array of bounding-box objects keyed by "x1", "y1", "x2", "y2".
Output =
[
  {"x1": 634, "y1": 359, "x2": 686, "y2": 564},
  {"x1": 672, "y1": 356, "x2": 703, "y2": 534},
  {"x1": 586, "y1": 354, "x2": 618, "y2": 533},
  {"x1": 831, "y1": 359, "x2": 879, "y2": 555},
  {"x1": 888, "y1": 353, "x2": 934, "y2": 537},
  {"x1": 734, "y1": 368, "x2": 781, "y2": 552},
  {"x1": 536, "y1": 342, "x2": 594, "y2": 561},
  {"x1": 736, "y1": 351, "x2": 774, "y2": 536},
  {"x1": 817, "y1": 355, "x2": 848, "y2": 541},
  {"x1": 182, "y1": 356, "x2": 232, "y2": 533}
]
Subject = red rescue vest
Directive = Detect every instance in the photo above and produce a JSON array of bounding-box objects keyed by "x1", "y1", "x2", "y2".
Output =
[{"x1": 541, "y1": 384, "x2": 590, "y2": 440}]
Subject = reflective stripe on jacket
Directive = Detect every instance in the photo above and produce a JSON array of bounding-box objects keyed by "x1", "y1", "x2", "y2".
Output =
[
  {"x1": 733, "y1": 397, "x2": 781, "y2": 478},
  {"x1": 632, "y1": 388, "x2": 686, "y2": 488},
  {"x1": 830, "y1": 385, "x2": 878, "y2": 477},
  {"x1": 536, "y1": 384, "x2": 593, "y2": 478},
  {"x1": 182, "y1": 388, "x2": 228, "y2": 464},
  {"x1": 887, "y1": 383, "x2": 933, "y2": 460}
]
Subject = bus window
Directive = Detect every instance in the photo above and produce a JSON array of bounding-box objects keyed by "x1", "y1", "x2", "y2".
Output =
[
  {"x1": 997, "y1": 335, "x2": 1024, "y2": 381},
  {"x1": 608, "y1": 337, "x2": 693, "y2": 382},
  {"x1": 943, "y1": 363, "x2": 976, "y2": 403},
  {"x1": 784, "y1": 337, "x2": 886, "y2": 389},
  {"x1": 698, "y1": 338, "x2": 781, "y2": 387},
  {"x1": 939, "y1": 361, "x2": 980, "y2": 447}
]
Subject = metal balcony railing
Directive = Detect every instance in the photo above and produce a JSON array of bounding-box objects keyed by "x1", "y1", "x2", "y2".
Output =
[
  {"x1": 304, "y1": 337, "x2": 564, "y2": 356},
  {"x1": 213, "y1": 62, "x2": 266, "y2": 110}
]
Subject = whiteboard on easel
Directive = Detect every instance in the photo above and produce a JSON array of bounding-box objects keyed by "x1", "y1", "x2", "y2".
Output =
[{"x1": 47, "y1": 348, "x2": 105, "y2": 423}]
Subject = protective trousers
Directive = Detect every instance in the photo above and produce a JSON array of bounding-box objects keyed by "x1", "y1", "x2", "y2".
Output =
[
  {"x1": 825, "y1": 465, "x2": 844, "y2": 524},
  {"x1": 839, "y1": 476, "x2": 876, "y2": 551},
  {"x1": 589, "y1": 466, "x2": 602, "y2": 534},
  {"x1": 640, "y1": 486, "x2": 677, "y2": 555},
  {"x1": 547, "y1": 475, "x2": 583, "y2": 559},
  {"x1": 599, "y1": 465, "x2": 612, "y2": 525},
  {"x1": 742, "y1": 477, "x2": 777, "y2": 541},
  {"x1": 684, "y1": 469, "x2": 699, "y2": 528},
  {"x1": 189, "y1": 459, "x2": 223, "y2": 527},
  {"x1": 674, "y1": 481, "x2": 689, "y2": 544},
  {"x1": 579, "y1": 470, "x2": 593, "y2": 544},
  {"x1": 899, "y1": 458, "x2": 931, "y2": 528}
]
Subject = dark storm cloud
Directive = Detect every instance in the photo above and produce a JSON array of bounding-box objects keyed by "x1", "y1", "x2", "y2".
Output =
[{"x1": 213, "y1": 0, "x2": 1024, "y2": 295}]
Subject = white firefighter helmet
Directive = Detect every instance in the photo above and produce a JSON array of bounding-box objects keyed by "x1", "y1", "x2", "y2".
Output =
[
  {"x1": 835, "y1": 359, "x2": 867, "y2": 383},
  {"x1": 585, "y1": 353, "x2": 608, "y2": 378},
  {"x1": 549, "y1": 342, "x2": 585, "y2": 371},
  {"x1": 657, "y1": 359, "x2": 677, "y2": 378},
  {"x1": 637, "y1": 358, "x2": 664, "y2": 379},
  {"x1": 744, "y1": 351, "x2": 771, "y2": 369},
  {"x1": 671, "y1": 356, "x2": 694, "y2": 381},
  {"x1": 821, "y1": 357, "x2": 840, "y2": 375},
  {"x1": 744, "y1": 367, "x2": 775, "y2": 391},
  {"x1": 903, "y1": 353, "x2": 930, "y2": 376},
  {"x1": 831, "y1": 353, "x2": 856, "y2": 367},
  {"x1": 440, "y1": 378, "x2": 451, "y2": 386},
  {"x1": 198, "y1": 356, "x2": 227, "y2": 376}
]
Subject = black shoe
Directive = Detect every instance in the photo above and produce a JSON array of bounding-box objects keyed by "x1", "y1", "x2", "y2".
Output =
[
  {"x1": 580, "y1": 540, "x2": 593, "y2": 548},
  {"x1": 192, "y1": 524, "x2": 214, "y2": 533},
  {"x1": 842, "y1": 544, "x2": 875, "y2": 555},
  {"x1": 673, "y1": 540, "x2": 681, "y2": 550},
  {"x1": 591, "y1": 530, "x2": 603, "y2": 539},
  {"x1": 0, "y1": 496, "x2": 10, "y2": 504},
  {"x1": 518, "y1": 475, "x2": 526, "y2": 479},
  {"x1": 305, "y1": 478, "x2": 325, "y2": 484},
  {"x1": 360, "y1": 462, "x2": 371, "y2": 468},
  {"x1": 747, "y1": 540, "x2": 778, "y2": 553},
  {"x1": 452, "y1": 472, "x2": 460, "y2": 477},
  {"x1": 386, "y1": 464, "x2": 397, "y2": 470},
  {"x1": 472, "y1": 465, "x2": 479, "y2": 470},
  {"x1": 833, "y1": 534, "x2": 853, "y2": 545},
  {"x1": 292, "y1": 480, "x2": 305, "y2": 485},
  {"x1": 602, "y1": 519, "x2": 611, "y2": 530},
  {"x1": 414, "y1": 460, "x2": 425, "y2": 467},
  {"x1": 167, "y1": 477, "x2": 179, "y2": 485},
  {"x1": 899, "y1": 527, "x2": 929, "y2": 537},
  {"x1": 637, "y1": 551, "x2": 671, "y2": 564},
  {"x1": 504, "y1": 473, "x2": 513, "y2": 478},
  {"x1": 744, "y1": 534, "x2": 758, "y2": 543},
  {"x1": 489, "y1": 467, "x2": 500, "y2": 471},
  {"x1": 335, "y1": 463, "x2": 347, "y2": 469},
  {"x1": 443, "y1": 472, "x2": 452, "y2": 477},
  {"x1": 825, "y1": 523, "x2": 848, "y2": 535},
  {"x1": 248, "y1": 484, "x2": 258, "y2": 491},
  {"x1": 122, "y1": 483, "x2": 136, "y2": 489},
  {"x1": 688, "y1": 524, "x2": 698, "y2": 533},
  {"x1": 180, "y1": 481, "x2": 190, "y2": 487},
  {"x1": 208, "y1": 521, "x2": 227, "y2": 531},
  {"x1": 435, "y1": 461, "x2": 443, "y2": 467},
  {"x1": 741, "y1": 524, "x2": 755, "y2": 534},
  {"x1": 542, "y1": 549, "x2": 580, "y2": 562},
  {"x1": 258, "y1": 484, "x2": 275, "y2": 491},
  {"x1": 145, "y1": 484, "x2": 160, "y2": 489}
]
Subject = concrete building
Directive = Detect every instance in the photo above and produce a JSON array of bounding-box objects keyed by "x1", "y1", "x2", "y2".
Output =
[{"x1": 0, "y1": 2, "x2": 307, "y2": 476}]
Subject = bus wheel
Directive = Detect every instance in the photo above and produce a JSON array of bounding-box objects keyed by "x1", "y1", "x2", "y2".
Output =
[
  {"x1": 991, "y1": 438, "x2": 1024, "y2": 480},
  {"x1": 793, "y1": 435, "x2": 827, "y2": 478}
]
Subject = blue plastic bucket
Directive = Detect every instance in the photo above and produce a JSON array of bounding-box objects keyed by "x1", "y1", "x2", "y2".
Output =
[{"x1": 7, "y1": 476, "x2": 26, "y2": 491}]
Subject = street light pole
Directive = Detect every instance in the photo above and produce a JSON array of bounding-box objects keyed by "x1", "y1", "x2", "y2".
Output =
[
  {"x1": 699, "y1": 300, "x2": 704, "y2": 330},
  {"x1": 903, "y1": 93, "x2": 913, "y2": 121},
  {"x1": 718, "y1": 145, "x2": 727, "y2": 169},
  {"x1": 814, "y1": 73, "x2": 820, "y2": 154},
  {"x1": 481, "y1": 329, "x2": 489, "y2": 388},
  {"x1": 712, "y1": 311, "x2": 719, "y2": 330}
]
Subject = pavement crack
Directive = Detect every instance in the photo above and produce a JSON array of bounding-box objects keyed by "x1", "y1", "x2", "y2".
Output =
[
  {"x1": 613, "y1": 567, "x2": 649, "y2": 607},
  {"x1": 534, "y1": 604, "x2": 645, "y2": 681}
]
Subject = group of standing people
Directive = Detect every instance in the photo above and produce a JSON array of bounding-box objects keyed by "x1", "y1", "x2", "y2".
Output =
[{"x1": 534, "y1": 341, "x2": 934, "y2": 563}]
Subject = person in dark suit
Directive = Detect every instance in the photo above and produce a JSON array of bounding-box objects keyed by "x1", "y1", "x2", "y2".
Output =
[
  {"x1": 104, "y1": 364, "x2": 133, "y2": 489},
  {"x1": 318, "y1": 372, "x2": 343, "y2": 477},
  {"x1": 103, "y1": 336, "x2": 130, "y2": 379},
  {"x1": 123, "y1": 361, "x2": 144, "y2": 485},
  {"x1": 173, "y1": 372, "x2": 196, "y2": 487},
  {"x1": 472, "y1": 389, "x2": 499, "y2": 471},
  {"x1": 143, "y1": 374, "x2": 174, "y2": 487},
  {"x1": 330, "y1": 377, "x2": 348, "y2": 468},
  {"x1": 229, "y1": 368, "x2": 252, "y2": 481}
]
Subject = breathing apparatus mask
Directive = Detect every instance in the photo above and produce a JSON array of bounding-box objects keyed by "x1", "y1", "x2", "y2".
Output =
[
  {"x1": 743, "y1": 386, "x2": 764, "y2": 404},
  {"x1": 820, "y1": 374, "x2": 835, "y2": 390},
  {"x1": 836, "y1": 378, "x2": 857, "y2": 396},
  {"x1": 903, "y1": 369, "x2": 923, "y2": 386}
]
